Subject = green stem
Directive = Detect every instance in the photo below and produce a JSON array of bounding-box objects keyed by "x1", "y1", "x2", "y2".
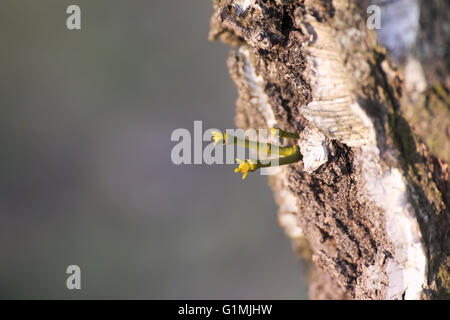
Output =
[
  {"x1": 254, "y1": 146, "x2": 302, "y2": 169},
  {"x1": 224, "y1": 133, "x2": 296, "y2": 156},
  {"x1": 271, "y1": 127, "x2": 300, "y2": 140}
]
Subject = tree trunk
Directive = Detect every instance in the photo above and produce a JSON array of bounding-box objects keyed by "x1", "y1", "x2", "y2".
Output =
[{"x1": 209, "y1": 0, "x2": 449, "y2": 299}]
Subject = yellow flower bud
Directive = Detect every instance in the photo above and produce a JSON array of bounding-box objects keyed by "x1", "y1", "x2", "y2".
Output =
[
  {"x1": 270, "y1": 127, "x2": 280, "y2": 137},
  {"x1": 211, "y1": 131, "x2": 225, "y2": 146},
  {"x1": 234, "y1": 158, "x2": 257, "y2": 180}
]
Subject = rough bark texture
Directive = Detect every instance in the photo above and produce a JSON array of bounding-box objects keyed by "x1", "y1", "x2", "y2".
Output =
[{"x1": 209, "y1": 0, "x2": 449, "y2": 299}]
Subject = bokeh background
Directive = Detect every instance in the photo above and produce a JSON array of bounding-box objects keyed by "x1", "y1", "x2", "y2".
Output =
[{"x1": 0, "y1": 0, "x2": 308, "y2": 299}]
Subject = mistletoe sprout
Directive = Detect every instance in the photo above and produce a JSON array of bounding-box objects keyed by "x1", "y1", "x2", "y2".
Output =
[{"x1": 212, "y1": 129, "x2": 303, "y2": 180}]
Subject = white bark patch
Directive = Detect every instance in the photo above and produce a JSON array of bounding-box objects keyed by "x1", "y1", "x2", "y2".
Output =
[
  {"x1": 364, "y1": 162, "x2": 427, "y2": 300},
  {"x1": 354, "y1": 102, "x2": 427, "y2": 299},
  {"x1": 234, "y1": 0, "x2": 256, "y2": 15},
  {"x1": 363, "y1": 264, "x2": 384, "y2": 291},
  {"x1": 279, "y1": 210, "x2": 304, "y2": 239},
  {"x1": 300, "y1": 17, "x2": 370, "y2": 147},
  {"x1": 298, "y1": 127, "x2": 328, "y2": 173},
  {"x1": 275, "y1": 165, "x2": 304, "y2": 239},
  {"x1": 404, "y1": 56, "x2": 427, "y2": 94},
  {"x1": 239, "y1": 47, "x2": 277, "y2": 128}
]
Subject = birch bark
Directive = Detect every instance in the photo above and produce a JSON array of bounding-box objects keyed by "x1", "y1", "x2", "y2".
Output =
[{"x1": 209, "y1": 0, "x2": 449, "y2": 299}]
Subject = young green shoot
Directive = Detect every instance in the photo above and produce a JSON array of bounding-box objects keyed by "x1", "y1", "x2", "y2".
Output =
[{"x1": 212, "y1": 128, "x2": 302, "y2": 180}]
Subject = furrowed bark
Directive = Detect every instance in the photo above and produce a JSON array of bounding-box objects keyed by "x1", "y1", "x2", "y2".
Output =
[{"x1": 209, "y1": 0, "x2": 449, "y2": 299}]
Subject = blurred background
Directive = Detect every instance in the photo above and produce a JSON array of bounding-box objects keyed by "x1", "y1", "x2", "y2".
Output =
[{"x1": 0, "y1": 0, "x2": 307, "y2": 299}]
